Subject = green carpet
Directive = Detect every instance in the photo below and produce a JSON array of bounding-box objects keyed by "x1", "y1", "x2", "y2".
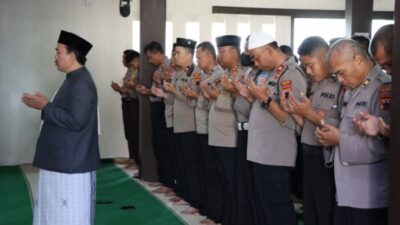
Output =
[
  {"x1": 95, "y1": 163, "x2": 186, "y2": 225},
  {"x1": 0, "y1": 166, "x2": 33, "y2": 225}
]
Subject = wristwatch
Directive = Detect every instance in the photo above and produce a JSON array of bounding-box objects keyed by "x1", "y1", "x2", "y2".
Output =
[{"x1": 261, "y1": 96, "x2": 272, "y2": 109}]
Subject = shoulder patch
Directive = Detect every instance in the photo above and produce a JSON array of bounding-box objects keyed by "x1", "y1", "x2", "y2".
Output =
[
  {"x1": 281, "y1": 80, "x2": 292, "y2": 93},
  {"x1": 379, "y1": 83, "x2": 391, "y2": 111},
  {"x1": 273, "y1": 64, "x2": 287, "y2": 81}
]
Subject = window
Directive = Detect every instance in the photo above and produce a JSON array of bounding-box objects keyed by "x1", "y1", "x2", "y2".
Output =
[
  {"x1": 372, "y1": 19, "x2": 394, "y2": 38},
  {"x1": 165, "y1": 21, "x2": 173, "y2": 55},
  {"x1": 132, "y1": 20, "x2": 140, "y2": 52},
  {"x1": 211, "y1": 22, "x2": 226, "y2": 49},
  {"x1": 185, "y1": 22, "x2": 200, "y2": 43},
  {"x1": 237, "y1": 23, "x2": 251, "y2": 51},
  {"x1": 293, "y1": 18, "x2": 345, "y2": 55}
]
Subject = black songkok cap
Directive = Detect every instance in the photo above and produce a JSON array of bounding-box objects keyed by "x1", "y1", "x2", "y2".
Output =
[
  {"x1": 58, "y1": 30, "x2": 93, "y2": 56},
  {"x1": 216, "y1": 35, "x2": 241, "y2": 48},
  {"x1": 175, "y1": 38, "x2": 197, "y2": 50}
]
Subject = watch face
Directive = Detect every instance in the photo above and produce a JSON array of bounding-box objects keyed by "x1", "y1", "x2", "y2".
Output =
[
  {"x1": 261, "y1": 101, "x2": 268, "y2": 109},
  {"x1": 261, "y1": 97, "x2": 271, "y2": 109}
]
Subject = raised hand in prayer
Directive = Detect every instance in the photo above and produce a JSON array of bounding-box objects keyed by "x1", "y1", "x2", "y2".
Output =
[
  {"x1": 163, "y1": 81, "x2": 177, "y2": 95},
  {"x1": 315, "y1": 124, "x2": 340, "y2": 147},
  {"x1": 247, "y1": 78, "x2": 270, "y2": 103},
  {"x1": 111, "y1": 81, "x2": 122, "y2": 92},
  {"x1": 22, "y1": 92, "x2": 49, "y2": 110}
]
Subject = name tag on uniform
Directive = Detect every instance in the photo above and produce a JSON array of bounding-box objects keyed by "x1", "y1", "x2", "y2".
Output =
[
  {"x1": 355, "y1": 101, "x2": 367, "y2": 107},
  {"x1": 320, "y1": 92, "x2": 335, "y2": 100}
]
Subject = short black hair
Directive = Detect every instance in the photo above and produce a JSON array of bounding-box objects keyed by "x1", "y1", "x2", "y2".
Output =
[
  {"x1": 298, "y1": 36, "x2": 329, "y2": 56},
  {"x1": 125, "y1": 50, "x2": 140, "y2": 64},
  {"x1": 123, "y1": 49, "x2": 133, "y2": 55},
  {"x1": 280, "y1": 45, "x2": 298, "y2": 63},
  {"x1": 279, "y1": 45, "x2": 294, "y2": 56},
  {"x1": 66, "y1": 46, "x2": 87, "y2": 65},
  {"x1": 370, "y1": 24, "x2": 393, "y2": 57},
  {"x1": 351, "y1": 35, "x2": 370, "y2": 53},
  {"x1": 144, "y1": 41, "x2": 164, "y2": 54},
  {"x1": 196, "y1": 41, "x2": 216, "y2": 60},
  {"x1": 267, "y1": 41, "x2": 279, "y2": 49}
]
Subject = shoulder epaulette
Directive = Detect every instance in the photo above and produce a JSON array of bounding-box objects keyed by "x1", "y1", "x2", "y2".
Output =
[
  {"x1": 273, "y1": 64, "x2": 287, "y2": 81},
  {"x1": 377, "y1": 72, "x2": 392, "y2": 84}
]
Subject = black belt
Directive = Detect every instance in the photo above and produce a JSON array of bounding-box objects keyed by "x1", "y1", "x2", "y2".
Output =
[
  {"x1": 122, "y1": 97, "x2": 134, "y2": 102},
  {"x1": 301, "y1": 143, "x2": 324, "y2": 156}
]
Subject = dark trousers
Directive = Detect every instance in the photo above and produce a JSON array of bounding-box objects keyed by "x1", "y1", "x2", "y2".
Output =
[
  {"x1": 122, "y1": 98, "x2": 140, "y2": 165},
  {"x1": 150, "y1": 101, "x2": 170, "y2": 186},
  {"x1": 215, "y1": 147, "x2": 236, "y2": 225},
  {"x1": 171, "y1": 131, "x2": 184, "y2": 196},
  {"x1": 334, "y1": 206, "x2": 387, "y2": 225},
  {"x1": 175, "y1": 132, "x2": 201, "y2": 208},
  {"x1": 166, "y1": 127, "x2": 178, "y2": 190},
  {"x1": 302, "y1": 144, "x2": 336, "y2": 225},
  {"x1": 197, "y1": 134, "x2": 208, "y2": 213},
  {"x1": 236, "y1": 130, "x2": 256, "y2": 225},
  {"x1": 290, "y1": 135, "x2": 303, "y2": 200},
  {"x1": 204, "y1": 145, "x2": 225, "y2": 223},
  {"x1": 252, "y1": 162, "x2": 297, "y2": 225}
]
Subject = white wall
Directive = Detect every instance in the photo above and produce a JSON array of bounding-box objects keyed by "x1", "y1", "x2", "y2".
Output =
[{"x1": 0, "y1": 0, "x2": 140, "y2": 165}]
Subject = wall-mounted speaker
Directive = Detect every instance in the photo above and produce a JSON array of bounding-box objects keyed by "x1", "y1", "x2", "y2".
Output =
[{"x1": 119, "y1": 0, "x2": 131, "y2": 17}]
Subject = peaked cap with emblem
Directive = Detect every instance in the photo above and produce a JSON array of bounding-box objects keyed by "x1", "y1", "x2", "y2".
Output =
[{"x1": 175, "y1": 38, "x2": 197, "y2": 50}]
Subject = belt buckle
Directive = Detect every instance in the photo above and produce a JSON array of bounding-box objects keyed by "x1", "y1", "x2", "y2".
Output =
[
  {"x1": 237, "y1": 123, "x2": 242, "y2": 131},
  {"x1": 237, "y1": 122, "x2": 249, "y2": 131}
]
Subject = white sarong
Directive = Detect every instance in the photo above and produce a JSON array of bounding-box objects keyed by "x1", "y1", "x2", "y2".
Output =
[{"x1": 33, "y1": 169, "x2": 96, "y2": 225}]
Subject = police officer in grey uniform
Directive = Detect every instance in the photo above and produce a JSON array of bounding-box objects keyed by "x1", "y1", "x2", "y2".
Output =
[
  {"x1": 160, "y1": 43, "x2": 181, "y2": 196},
  {"x1": 220, "y1": 36, "x2": 257, "y2": 225},
  {"x1": 211, "y1": 34, "x2": 243, "y2": 225},
  {"x1": 196, "y1": 42, "x2": 227, "y2": 224},
  {"x1": 351, "y1": 25, "x2": 394, "y2": 138},
  {"x1": 316, "y1": 39, "x2": 391, "y2": 225},
  {"x1": 191, "y1": 41, "x2": 216, "y2": 220},
  {"x1": 282, "y1": 36, "x2": 340, "y2": 225},
  {"x1": 111, "y1": 50, "x2": 141, "y2": 169},
  {"x1": 149, "y1": 50, "x2": 177, "y2": 193},
  {"x1": 246, "y1": 31, "x2": 307, "y2": 225},
  {"x1": 151, "y1": 44, "x2": 187, "y2": 200},
  {"x1": 164, "y1": 37, "x2": 202, "y2": 214},
  {"x1": 140, "y1": 42, "x2": 170, "y2": 190}
]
